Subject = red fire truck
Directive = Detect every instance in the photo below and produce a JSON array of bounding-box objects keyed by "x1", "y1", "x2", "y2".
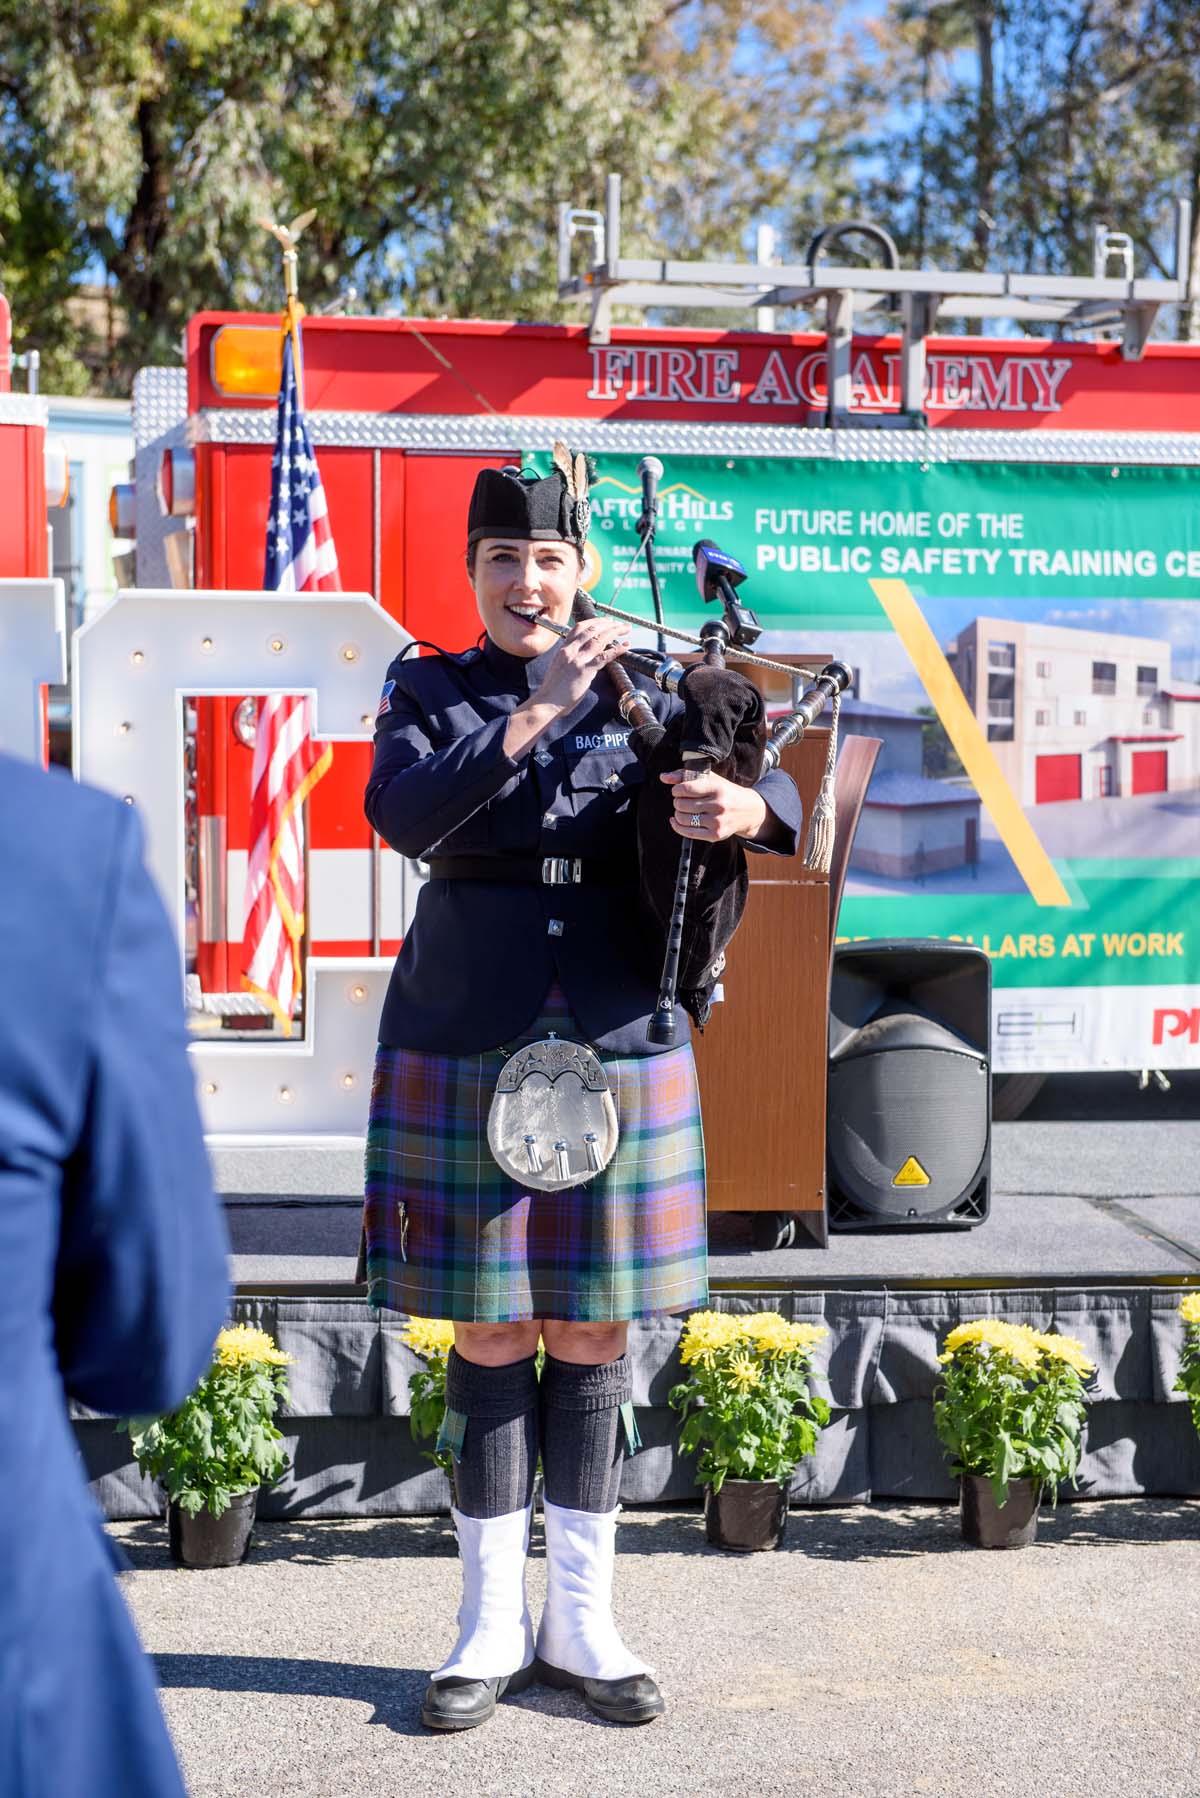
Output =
[
  {"x1": 114, "y1": 284, "x2": 1200, "y2": 1087},
  {"x1": 0, "y1": 294, "x2": 51, "y2": 579},
  {"x1": 0, "y1": 295, "x2": 75, "y2": 768}
]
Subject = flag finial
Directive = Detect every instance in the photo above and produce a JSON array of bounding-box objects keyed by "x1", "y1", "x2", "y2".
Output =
[{"x1": 257, "y1": 208, "x2": 318, "y2": 303}]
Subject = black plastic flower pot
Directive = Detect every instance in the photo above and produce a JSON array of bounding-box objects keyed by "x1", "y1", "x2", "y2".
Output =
[
  {"x1": 704, "y1": 1478, "x2": 788, "y2": 1552},
  {"x1": 167, "y1": 1489, "x2": 259, "y2": 1568},
  {"x1": 960, "y1": 1474, "x2": 1041, "y2": 1549}
]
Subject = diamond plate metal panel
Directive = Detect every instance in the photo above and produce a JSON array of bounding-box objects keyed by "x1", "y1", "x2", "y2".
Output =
[
  {"x1": 191, "y1": 407, "x2": 1200, "y2": 466},
  {"x1": 132, "y1": 366, "x2": 189, "y2": 589}
]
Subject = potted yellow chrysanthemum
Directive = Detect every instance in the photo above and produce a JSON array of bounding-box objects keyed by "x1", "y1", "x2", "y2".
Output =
[
  {"x1": 122, "y1": 1323, "x2": 295, "y2": 1567},
  {"x1": 934, "y1": 1319, "x2": 1096, "y2": 1549},
  {"x1": 400, "y1": 1316, "x2": 459, "y2": 1482},
  {"x1": 1172, "y1": 1292, "x2": 1200, "y2": 1431},
  {"x1": 669, "y1": 1310, "x2": 829, "y2": 1551}
]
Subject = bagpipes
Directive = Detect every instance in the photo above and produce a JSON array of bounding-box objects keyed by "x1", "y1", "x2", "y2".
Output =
[{"x1": 543, "y1": 453, "x2": 852, "y2": 1044}]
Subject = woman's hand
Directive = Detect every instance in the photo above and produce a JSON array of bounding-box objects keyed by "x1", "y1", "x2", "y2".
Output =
[
  {"x1": 660, "y1": 767, "x2": 769, "y2": 843},
  {"x1": 534, "y1": 617, "x2": 632, "y2": 714},
  {"x1": 503, "y1": 618, "x2": 631, "y2": 759}
]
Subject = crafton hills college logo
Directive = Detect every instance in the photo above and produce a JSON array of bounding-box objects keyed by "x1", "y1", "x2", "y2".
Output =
[{"x1": 578, "y1": 473, "x2": 734, "y2": 591}]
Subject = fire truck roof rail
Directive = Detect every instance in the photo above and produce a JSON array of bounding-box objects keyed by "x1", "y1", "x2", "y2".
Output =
[{"x1": 557, "y1": 176, "x2": 1193, "y2": 422}]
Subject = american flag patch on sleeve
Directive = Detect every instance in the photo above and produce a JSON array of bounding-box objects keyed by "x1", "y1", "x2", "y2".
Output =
[{"x1": 376, "y1": 678, "x2": 396, "y2": 720}]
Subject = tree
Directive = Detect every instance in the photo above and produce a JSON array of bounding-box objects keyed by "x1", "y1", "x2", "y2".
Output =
[
  {"x1": 916, "y1": 703, "x2": 965, "y2": 780},
  {"x1": 861, "y1": 2, "x2": 1200, "y2": 337},
  {"x1": 7, "y1": 0, "x2": 1200, "y2": 392},
  {"x1": 0, "y1": 0, "x2": 657, "y2": 388},
  {"x1": 0, "y1": 112, "x2": 91, "y2": 391},
  {"x1": 0, "y1": 0, "x2": 892, "y2": 390}
]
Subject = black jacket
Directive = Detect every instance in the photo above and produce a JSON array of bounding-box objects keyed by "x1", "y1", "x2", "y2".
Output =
[{"x1": 365, "y1": 636, "x2": 803, "y2": 1054}]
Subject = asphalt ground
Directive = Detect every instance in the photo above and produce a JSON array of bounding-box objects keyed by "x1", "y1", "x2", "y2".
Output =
[
  {"x1": 117, "y1": 1499, "x2": 1200, "y2": 1798},
  {"x1": 115, "y1": 1075, "x2": 1200, "y2": 1793}
]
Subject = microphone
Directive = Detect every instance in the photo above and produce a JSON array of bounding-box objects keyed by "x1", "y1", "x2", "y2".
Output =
[
  {"x1": 692, "y1": 538, "x2": 748, "y2": 606},
  {"x1": 637, "y1": 456, "x2": 664, "y2": 536},
  {"x1": 693, "y1": 539, "x2": 761, "y2": 649}
]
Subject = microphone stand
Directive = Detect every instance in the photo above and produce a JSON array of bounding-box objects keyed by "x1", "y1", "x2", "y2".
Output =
[{"x1": 637, "y1": 495, "x2": 666, "y2": 658}]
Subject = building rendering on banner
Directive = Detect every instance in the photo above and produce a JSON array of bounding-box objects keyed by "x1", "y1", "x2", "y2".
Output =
[
  {"x1": 837, "y1": 698, "x2": 982, "y2": 880},
  {"x1": 750, "y1": 669, "x2": 982, "y2": 883},
  {"x1": 946, "y1": 617, "x2": 1200, "y2": 805}
]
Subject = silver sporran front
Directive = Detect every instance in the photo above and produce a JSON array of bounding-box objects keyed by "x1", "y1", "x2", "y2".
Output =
[{"x1": 487, "y1": 1034, "x2": 619, "y2": 1191}]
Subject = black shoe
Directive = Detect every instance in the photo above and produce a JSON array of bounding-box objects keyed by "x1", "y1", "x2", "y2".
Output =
[
  {"x1": 534, "y1": 1658, "x2": 665, "y2": 1725},
  {"x1": 420, "y1": 1660, "x2": 536, "y2": 1731}
]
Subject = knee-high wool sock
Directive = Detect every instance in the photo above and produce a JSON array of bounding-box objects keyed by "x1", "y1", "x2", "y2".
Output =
[
  {"x1": 539, "y1": 1351, "x2": 631, "y2": 1514},
  {"x1": 443, "y1": 1349, "x2": 539, "y2": 1520}
]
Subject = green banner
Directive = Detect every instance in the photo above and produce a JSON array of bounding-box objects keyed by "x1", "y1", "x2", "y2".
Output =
[
  {"x1": 528, "y1": 450, "x2": 1200, "y2": 1070},
  {"x1": 839, "y1": 872, "x2": 1199, "y2": 987},
  {"x1": 583, "y1": 458, "x2": 1200, "y2": 630}
]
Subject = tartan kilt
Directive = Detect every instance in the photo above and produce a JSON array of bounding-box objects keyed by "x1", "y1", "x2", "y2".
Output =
[{"x1": 362, "y1": 985, "x2": 708, "y2": 1323}]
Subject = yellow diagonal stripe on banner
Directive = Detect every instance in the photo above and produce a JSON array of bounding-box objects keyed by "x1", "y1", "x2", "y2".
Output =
[{"x1": 869, "y1": 578, "x2": 1072, "y2": 908}]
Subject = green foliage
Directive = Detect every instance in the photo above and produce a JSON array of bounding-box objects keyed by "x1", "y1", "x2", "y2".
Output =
[
  {"x1": 916, "y1": 704, "x2": 965, "y2": 780},
  {"x1": 1173, "y1": 1318, "x2": 1200, "y2": 1434},
  {"x1": 668, "y1": 1315, "x2": 830, "y2": 1494},
  {"x1": 933, "y1": 1335, "x2": 1092, "y2": 1510},
  {"x1": 121, "y1": 1355, "x2": 292, "y2": 1519},
  {"x1": 861, "y1": 2, "x2": 1200, "y2": 338},
  {"x1": 0, "y1": 0, "x2": 888, "y2": 391},
  {"x1": 6, "y1": 0, "x2": 1199, "y2": 393},
  {"x1": 406, "y1": 1352, "x2": 455, "y2": 1483}
]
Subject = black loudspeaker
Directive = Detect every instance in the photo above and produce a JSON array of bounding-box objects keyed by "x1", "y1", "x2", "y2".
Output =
[{"x1": 827, "y1": 940, "x2": 991, "y2": 1230}]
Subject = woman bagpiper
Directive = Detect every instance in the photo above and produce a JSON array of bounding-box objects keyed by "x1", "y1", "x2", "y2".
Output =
[{"x1": 362, "y1": 454, "x2": 801, "y2": 1731}]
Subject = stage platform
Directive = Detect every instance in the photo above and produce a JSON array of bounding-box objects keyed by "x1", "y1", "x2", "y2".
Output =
[{"x1": 77, "y1": 1073, "x2": 1200, "y2": 1518}]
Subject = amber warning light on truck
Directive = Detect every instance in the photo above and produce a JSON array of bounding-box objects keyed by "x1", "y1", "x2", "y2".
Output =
[{"x1": 211, "y1": 325, "x2": 283, "y2": 399}]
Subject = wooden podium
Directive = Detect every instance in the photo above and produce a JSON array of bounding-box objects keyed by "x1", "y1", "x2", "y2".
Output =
[{"x1": 692, "y1": 728, "x2": 834, "y2": 1246}]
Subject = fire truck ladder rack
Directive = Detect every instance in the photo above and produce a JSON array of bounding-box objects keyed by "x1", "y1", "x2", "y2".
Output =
[{"x1": 557, "y1": 177, "x2": 1193, "y2": 425}]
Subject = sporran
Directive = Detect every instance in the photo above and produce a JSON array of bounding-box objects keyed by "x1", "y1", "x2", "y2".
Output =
[{"x1": 487, "y1": 1034, "x2": 619, "y2": 1191}]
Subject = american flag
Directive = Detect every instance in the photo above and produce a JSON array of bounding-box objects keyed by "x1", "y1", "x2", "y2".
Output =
[
  {"x1": 240, "y1": 318, "x2": 336, "y2": 1033},
  {"x1": 263, "y1": 326, "x2": 340, "y2": 593}
]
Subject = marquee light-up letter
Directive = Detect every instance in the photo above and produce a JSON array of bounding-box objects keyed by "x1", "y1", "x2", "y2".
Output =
[{"x1": 73, "y1": 588, "x2": 411, "y2": 1135}]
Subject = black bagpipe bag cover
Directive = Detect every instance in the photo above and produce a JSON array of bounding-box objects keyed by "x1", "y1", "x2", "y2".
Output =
[{"x1": 632, "y1": 666, "x2": 767, "y2": 1028}]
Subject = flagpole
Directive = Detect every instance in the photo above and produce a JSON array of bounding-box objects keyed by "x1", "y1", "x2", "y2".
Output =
[
  {"x1": 257, "y1": 207, "x2": 317, "y2": 406},
  {"x1": 246, "y1": 205, "x2": 330, "y2": 1037}
]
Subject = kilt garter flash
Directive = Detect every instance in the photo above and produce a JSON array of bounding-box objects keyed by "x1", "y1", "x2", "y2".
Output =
[{"x1": 363, "y1": 985, "x2": 708, "y2": 1322}]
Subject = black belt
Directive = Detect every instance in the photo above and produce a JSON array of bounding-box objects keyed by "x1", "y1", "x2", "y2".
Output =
[{"x1": 425, "y1": 856, "x2": 628, "y2": 886}]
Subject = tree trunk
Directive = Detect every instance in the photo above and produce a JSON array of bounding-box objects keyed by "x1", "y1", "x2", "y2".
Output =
[
  {"x1": 916, "y1": 16, "x2": 933, "y2": 267},
  {"x1": 1184, "y1": 163, "x2": 1200, "y2": 341},
  {"x1": 972, "y1": 0, "x2": 997, "y2": 266},
  {"x1": 110, "y1": 98, "x2": 172, "y2": 347}
]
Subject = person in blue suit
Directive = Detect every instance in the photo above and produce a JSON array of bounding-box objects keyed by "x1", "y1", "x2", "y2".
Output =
[{"x1": 0, "y1": 753, "x2": 230, "y2": 1797}]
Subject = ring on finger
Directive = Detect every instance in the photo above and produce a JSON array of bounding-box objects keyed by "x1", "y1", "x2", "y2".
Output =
[{"x1": 690, "y1": 812, "x2": 703, "y2": 827}]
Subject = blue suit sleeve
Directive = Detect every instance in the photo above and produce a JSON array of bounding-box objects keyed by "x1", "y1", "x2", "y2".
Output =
[
  {"x1": 54, "y1": 806, "x2": 230, "y2": 1416},
  {"x1": 747, "y1": 765, "x2": 803, "y2": 857},
  {"x1": 364, "y1": 673, "x2": 521, "y2": 858}
]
